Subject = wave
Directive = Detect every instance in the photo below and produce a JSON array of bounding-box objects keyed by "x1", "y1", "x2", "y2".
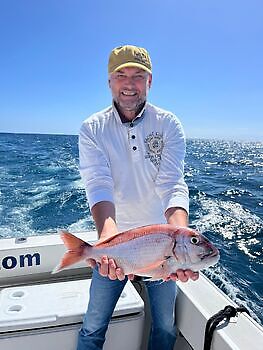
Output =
[
  {"x1": 1, "y1": 134, "x2": 262, "y2": 325},
  {"x1": 204, "y1": 265, "x2": 262, "y2": 325}
]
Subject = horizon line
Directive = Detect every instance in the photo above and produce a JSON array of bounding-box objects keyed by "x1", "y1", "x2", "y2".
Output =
[{"x1": 0, "y1": 131, "x2": 262, "y2": 143}]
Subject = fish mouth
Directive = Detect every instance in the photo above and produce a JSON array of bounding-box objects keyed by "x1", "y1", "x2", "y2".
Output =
[{"x1": 199, "y1": 249, "x2": 219, "y2": 260}]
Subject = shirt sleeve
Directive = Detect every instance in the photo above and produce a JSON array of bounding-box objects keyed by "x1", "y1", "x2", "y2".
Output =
[
  {"x1": 155, "y1": 116, "x2": 189, "y2": 214},
  {"x1": 78, "y1": 122, "x2": 114, "y2": 209}
]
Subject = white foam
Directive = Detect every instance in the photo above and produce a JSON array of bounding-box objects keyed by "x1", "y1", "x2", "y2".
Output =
[
  {"x1": 0, "y1": 206, "x2": 35, "y2": 238},
  {"x1": 204, "y1": 265, "x2": 262, "y2": 325},
  {"x1": 192, "y1": 194, "x2": 263, "y2": 325},
  {"x1": 67, "y1": 218, "x2": 95, "y2": 233},
  {"x1": 193, "y1": 195, "x2": 262, "y2": 245}
]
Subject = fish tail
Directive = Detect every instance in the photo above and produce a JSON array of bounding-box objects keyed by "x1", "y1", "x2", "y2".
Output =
[{"x1": 52, "y1": 230, "x2": 91, "y2": 274}]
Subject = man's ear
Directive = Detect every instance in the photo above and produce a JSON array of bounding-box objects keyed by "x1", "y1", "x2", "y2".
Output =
[{"x1": 148, "y1": 74, "x2": 152, "y2": 89}]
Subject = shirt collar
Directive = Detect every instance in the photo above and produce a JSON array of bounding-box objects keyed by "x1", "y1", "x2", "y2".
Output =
[{"x1": 112, "y1": 101, "x2": 147, "y2": 125}]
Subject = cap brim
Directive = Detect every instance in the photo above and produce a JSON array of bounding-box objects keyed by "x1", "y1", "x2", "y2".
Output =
[{"x1": 110, "y1": 62, "x2": 152, "y2": 74}]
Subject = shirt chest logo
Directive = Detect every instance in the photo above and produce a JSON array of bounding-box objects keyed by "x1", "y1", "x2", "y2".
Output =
[{"x1": 144, "y1": 132, "x2": 164, "y2": 169}]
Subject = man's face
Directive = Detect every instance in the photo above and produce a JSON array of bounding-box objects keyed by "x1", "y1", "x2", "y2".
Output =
[{"x1": 109, "y1": 67, "x2": 152, "y2": 113}]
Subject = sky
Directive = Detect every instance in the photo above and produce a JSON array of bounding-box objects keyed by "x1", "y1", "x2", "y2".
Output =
[{"x1": 0, "y1": 0, "x2": 262, "y2": 141}]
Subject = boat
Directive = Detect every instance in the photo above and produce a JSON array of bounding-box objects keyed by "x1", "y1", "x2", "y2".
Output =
[{"x1": 0, "y1": 230, "x2": 262, "y2": 350}]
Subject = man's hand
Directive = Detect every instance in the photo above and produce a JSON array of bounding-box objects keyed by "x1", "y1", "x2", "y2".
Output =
[
  {"x1": 168, "y1": 269, "x2": 199, "y2": 282},
  {"x1": 86, "y1": 256, "x2": 134, "y2": 281}
]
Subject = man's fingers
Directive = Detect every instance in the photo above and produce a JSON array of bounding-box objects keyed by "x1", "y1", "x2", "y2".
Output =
[
  {"x1": 189, "y1": 270, "x2": 199, "y2": 281},
  {"x1": 128, "y1": 274, "x2": 135, "y2": 281},
  {"x1": 183, "y1": 269, "x2": 199, "y2": 281},
  {"x1": 108, "y1": 259, "x2": 118, "y2": 280},
  {"x1": 97, "y1": 258, "x2": 199, "y2": 283},
  {"x1": 116, "y1": 268, "x2": 126, "y2": 281},
  {"x1": 99, "y1": 256, "x2": 110, "y2": 277},
  {"x1": 97, "y1": 257, "x2": 199, "y2": 282},
  {"x1": 96, "y1": 256, "x2": 131, "y2": 281},
  {"x1": 175, "y1": 269, "x2": 189, "y2": 282},
  {"x1": 109, "y1": 259, "x2": 126, "y2": 281},
  {"x1": 169, "y1": 273, "x2": 178, "y2": 282},
  {"x1": 170, "y1": 269, "x2": 199, "y2": 283},
  {"x1": 98, "y1": 257, "x2": 126, "y2": 281},
  {"x1": 86, "y1": 258, "x2": 96, "y2": 268}
]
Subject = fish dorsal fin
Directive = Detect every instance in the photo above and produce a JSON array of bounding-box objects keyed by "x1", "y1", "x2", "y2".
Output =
[
  {"x1": 94, "y1": 232, "x2": 121, "y2": 246},
  {"x1": 94, "y1": 224, "x2": 176, "y2": 248}
]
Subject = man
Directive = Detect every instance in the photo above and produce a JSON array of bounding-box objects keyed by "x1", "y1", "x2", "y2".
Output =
[{"x1": 77, "y1": 45, "x2": 198, "y2": 350}]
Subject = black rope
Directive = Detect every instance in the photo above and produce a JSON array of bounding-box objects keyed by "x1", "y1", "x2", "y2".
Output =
[{"x1": 203, "y1": 305, "x2": 250, "y2": 350}]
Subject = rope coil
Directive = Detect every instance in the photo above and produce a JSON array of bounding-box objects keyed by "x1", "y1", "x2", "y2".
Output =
[{"x1": 203, "y1": 305, "x2": 250, "y2": 350}]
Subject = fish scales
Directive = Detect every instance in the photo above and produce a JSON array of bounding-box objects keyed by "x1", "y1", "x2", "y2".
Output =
[
  {"x1": 85, "y1": 233, "x2": 174, "y2": 274},
  {"x1": 53, "y1": 224, "x2": 220, "y2": 280}
]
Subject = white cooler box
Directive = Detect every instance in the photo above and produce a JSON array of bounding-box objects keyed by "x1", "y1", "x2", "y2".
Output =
[{"x1": 0, "y1": 279, "x2": 145, "y2": 350}]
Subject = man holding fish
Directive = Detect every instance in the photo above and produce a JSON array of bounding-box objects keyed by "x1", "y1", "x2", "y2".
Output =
[{"x1": 69, "y1": 45, "x2": 217, "y2": 350}]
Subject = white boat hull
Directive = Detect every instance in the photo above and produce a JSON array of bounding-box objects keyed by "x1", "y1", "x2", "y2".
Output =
[{"x1": 1, "y1": 231, "x2": 263, "y2": 350}]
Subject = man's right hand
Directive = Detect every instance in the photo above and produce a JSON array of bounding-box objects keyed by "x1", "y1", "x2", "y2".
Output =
[{"x1": 86, "y1": 256, "x2": 134, "y2": 281}]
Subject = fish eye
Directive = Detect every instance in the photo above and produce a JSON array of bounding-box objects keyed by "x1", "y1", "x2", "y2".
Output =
[{"x1": 190, "y1": 236, "x2": 200, "y2": 245}]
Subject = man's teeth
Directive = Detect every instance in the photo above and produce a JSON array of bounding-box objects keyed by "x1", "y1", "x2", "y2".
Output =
[{"x1": 122, "y1": 91, "x2": 136, "y2": 96}]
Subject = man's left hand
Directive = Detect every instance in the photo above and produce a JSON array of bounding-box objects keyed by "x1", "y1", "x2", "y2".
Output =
[{"x1": 169, "y1": 269, "x2": 199, "y2": 282}]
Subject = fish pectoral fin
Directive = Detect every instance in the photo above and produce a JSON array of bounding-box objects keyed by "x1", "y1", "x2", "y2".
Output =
[
  {"x1": 143, "y1": 257, "x2": 178, "y2": 281},
  {"x1": 134, "y1": 259, "x2": 167, "y2": 275}
]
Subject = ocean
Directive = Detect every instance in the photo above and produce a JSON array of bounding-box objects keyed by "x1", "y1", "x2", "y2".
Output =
[{"x1": 0, "y1": 132, "x2": 262, "y2": 325}]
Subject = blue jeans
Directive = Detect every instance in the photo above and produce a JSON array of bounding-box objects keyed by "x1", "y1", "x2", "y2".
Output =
[{"x1": 77, "y1": 267, "x2": 177, "y2": 350}]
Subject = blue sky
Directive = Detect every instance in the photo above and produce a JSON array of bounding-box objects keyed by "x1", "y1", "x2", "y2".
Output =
[{"x1": 0, "y1": 0, "x2": 262, "y2": 140}]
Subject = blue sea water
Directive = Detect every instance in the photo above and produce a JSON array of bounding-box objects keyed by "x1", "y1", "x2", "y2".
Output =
[{"x1": 0, "y1": 133, "x2": 262, "y2": 325}]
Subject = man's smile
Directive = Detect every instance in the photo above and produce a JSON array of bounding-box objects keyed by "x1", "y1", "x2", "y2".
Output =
[{"x1": 121, "y1": 91, "x2": 137, "y2": 96}]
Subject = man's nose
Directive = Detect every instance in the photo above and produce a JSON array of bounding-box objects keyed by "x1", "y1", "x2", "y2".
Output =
[{"x1": 123, "y1": 76, "x2": 136, "y2": 86}]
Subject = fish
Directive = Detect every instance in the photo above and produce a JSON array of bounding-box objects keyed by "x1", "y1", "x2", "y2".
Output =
[{"x1": 53, "y1": 224, "x2": 219, "y2": 280}]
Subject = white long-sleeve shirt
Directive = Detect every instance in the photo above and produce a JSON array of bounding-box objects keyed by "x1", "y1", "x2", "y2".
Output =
[{"x1": 79, "y1": 102, "x2": 189, "y2": 232}]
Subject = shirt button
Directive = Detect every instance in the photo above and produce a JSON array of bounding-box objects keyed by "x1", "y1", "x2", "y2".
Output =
[
  {"x1": 133, "y1": 146, "x2": 137, "y2": 151},
  {"x1": 131, "y1": 135, "x2": 136, "y2": 139},
  {"x1": 130, "y1": 122, "x2": 134, "y2": 127}
]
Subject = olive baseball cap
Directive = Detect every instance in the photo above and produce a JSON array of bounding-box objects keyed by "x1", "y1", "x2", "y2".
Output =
[{"x1": 108, "y1": 45, "x2": 152, "y2": 74}]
